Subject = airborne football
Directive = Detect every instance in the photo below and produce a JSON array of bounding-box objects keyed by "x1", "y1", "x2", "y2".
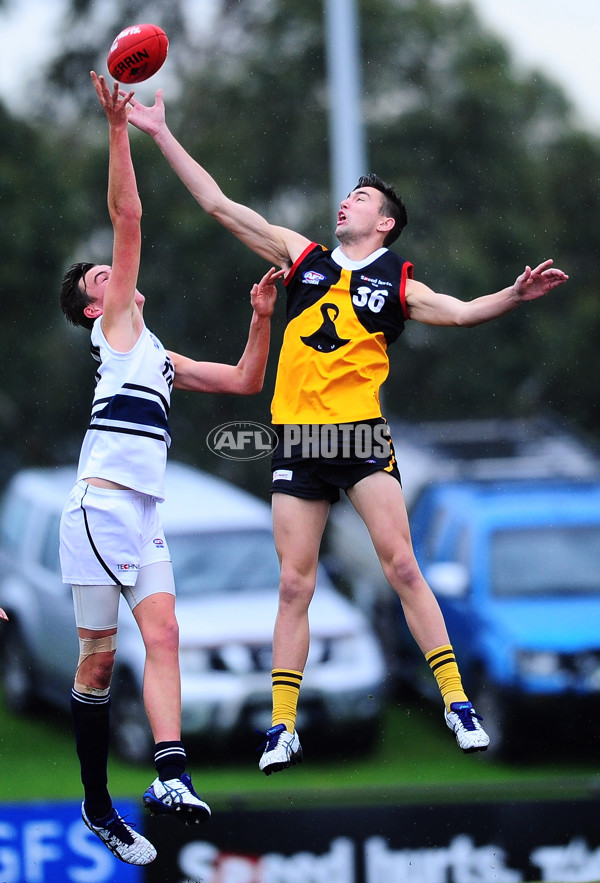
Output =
[{"x1": 107, "y1": 23, "x2": 168, "y2": 84}]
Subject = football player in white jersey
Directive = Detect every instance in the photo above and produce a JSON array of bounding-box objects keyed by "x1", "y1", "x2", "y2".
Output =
[{"x1": 58, "y1": 73, "x2": 281, "y2": 866}]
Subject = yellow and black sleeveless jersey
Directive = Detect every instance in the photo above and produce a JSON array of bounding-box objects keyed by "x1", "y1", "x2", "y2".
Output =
[{"x1": 271, "y1": 243, "x2": 413, "y2": 424}]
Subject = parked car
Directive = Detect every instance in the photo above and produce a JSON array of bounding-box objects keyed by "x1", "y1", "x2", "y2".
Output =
[
  {"x1": 0, "y1": 462, "x2": 386, "y2": 763},
  {"x1": 406, "y1": 478, "x2": 600, "y2": 756},
  {"x1": 328, "y1": 417, "x2": 600, "y2": 758}
]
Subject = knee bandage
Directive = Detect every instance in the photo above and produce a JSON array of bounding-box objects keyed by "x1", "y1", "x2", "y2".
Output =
[{"x1": 74, "y1": 634, "x2": 118, "y2": 697}]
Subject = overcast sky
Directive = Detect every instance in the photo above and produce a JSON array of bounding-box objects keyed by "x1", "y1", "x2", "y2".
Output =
[
  {"x1": 0, "y1": 0, "x2": 598, "y2": 133},
  {"x1": 439, "y1": 0, "x2": 600, "y2": 133}
]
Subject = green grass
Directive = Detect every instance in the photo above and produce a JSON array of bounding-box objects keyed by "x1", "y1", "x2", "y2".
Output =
[{"x1": 2, "y1": 696, "x2": 599, "y2": 809}]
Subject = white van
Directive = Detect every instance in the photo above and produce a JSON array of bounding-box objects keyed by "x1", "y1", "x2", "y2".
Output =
[{"x1": 0, "y1": 462, "x2": 386, "y2": 762}]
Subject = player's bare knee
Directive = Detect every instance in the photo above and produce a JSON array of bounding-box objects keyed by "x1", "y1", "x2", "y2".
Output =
[
  {"x1": 384, "y1": 553, "x2": 423, "y2": 597},
  {"x1": 155, "y1": 618, "x2": 179, "y2": 654},
  {"x1": 139, "y1": 615, "x2": 179, "y2": 659},
  {"x1": 278, "y1": 570, "x2": 316, "y2": 608}
]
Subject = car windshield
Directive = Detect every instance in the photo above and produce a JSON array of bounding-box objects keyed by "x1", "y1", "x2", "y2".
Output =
[
  {"x1": 491, "y1": 525, "x2": 600, "y2": 597},
  {"x1": 167, "y1": 529, "x2": 281, "y2": 596}
]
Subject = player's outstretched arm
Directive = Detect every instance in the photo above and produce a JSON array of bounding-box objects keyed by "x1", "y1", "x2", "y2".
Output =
[
  {"x1": 91, "y1": 72, "x2": 144, "y2": 349},
  {"x1": 406, "y1": 259, "x2": 569, "y2": 327},
  {"x1": 169, "y1": 267, "x2": 284, "y2": 395},
  {"x1": 124, "y1": 90, "x2": 309, "y2": 270}
]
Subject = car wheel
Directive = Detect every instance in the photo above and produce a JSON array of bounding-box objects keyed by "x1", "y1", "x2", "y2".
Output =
[
  {"x1": 111, "y1": 669, "x2": 153, "y2": 765},
  {"x1": 2, "y1": 622, "x2": 36, "y2": 714}
]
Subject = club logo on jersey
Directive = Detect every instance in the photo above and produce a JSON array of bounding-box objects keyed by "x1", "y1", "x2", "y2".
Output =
[
  {"x1": 302, "y1": 270, "x2": 326, "y2": 285},
  {"x1": 301, "y1": 303, "x2": 350, "y2": 352}
]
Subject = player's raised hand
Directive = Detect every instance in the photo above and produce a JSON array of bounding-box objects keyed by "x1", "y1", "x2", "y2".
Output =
[
  {"x1": 121, "y1": 89, "x2": 166, "y2": 137},
  {"x1": 251, "y1": 267, "x2": 284, "y2": 318},
  {"x1": 91, "y1": 71, "x2": 134, "y2": 125},
  {"x1": 513, "y1": 259, "x2": 569, "y2": 302}
]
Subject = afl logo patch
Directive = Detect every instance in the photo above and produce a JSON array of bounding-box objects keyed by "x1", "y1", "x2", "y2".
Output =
[{"x1": 302, "y1": 271, "x2": 326, "y2": 285}]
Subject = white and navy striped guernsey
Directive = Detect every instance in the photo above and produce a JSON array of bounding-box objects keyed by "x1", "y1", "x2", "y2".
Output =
[{"x1": 77, "y1": 319, "x2": 175, "y2": 502}]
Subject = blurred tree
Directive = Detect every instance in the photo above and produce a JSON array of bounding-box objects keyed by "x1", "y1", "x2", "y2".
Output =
[
  {"x1": 0, "y1": 98, "x2": 88, "y2": 483},
  {"x1": 359, "y1": 0, "x2": 585, "y2": 424},
  {"x1": 2, "y1": 0, "x2": 599, "y2": 493}
]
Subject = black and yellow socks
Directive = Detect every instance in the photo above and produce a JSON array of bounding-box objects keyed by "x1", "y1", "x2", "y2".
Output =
[
  {"x1": 425, "y1": 644, "x2": 468, "y2": 712},
  {"x1": 271, "y1": 668, "x2": 303, "y2": 733},
  {"x1": 272, "y1": 651, "x2": 465, "y2": 729}
]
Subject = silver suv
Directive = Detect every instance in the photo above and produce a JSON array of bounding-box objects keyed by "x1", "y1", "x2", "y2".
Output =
[{"x1": 0, "y1": 462, "x2": 386, "y2": 763}]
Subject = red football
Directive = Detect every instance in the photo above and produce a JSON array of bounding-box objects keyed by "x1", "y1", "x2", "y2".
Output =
[{"x1": 107, "y1": 23, "x2": 168, "y2": 84}]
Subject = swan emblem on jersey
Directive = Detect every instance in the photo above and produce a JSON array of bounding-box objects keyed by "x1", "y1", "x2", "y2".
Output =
[{"x1": 301, "y1": 303, "x2": 350, "y2": 352}]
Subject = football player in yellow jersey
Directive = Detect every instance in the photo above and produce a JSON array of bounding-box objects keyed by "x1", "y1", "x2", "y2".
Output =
[{"x1": 127, "y1": 90, "x2": 568, "y2": 772}]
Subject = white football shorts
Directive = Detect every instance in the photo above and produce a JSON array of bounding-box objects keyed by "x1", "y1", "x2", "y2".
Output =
[
  {"x1": 60, "y1": 481, "x2": 175, "y2": 630},
  {"x1": 60, "y1": 479, "x2": 172, "y2": 587}
]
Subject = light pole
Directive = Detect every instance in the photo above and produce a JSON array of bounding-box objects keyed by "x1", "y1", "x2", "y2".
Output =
[{"x1": 324, "y1": 0, "x2": 367, "y2": 217}]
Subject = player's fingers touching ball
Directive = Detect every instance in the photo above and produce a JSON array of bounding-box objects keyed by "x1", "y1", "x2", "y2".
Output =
[{"x1": 107, "y1": 23, "x2": 169, "y2": 84}]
